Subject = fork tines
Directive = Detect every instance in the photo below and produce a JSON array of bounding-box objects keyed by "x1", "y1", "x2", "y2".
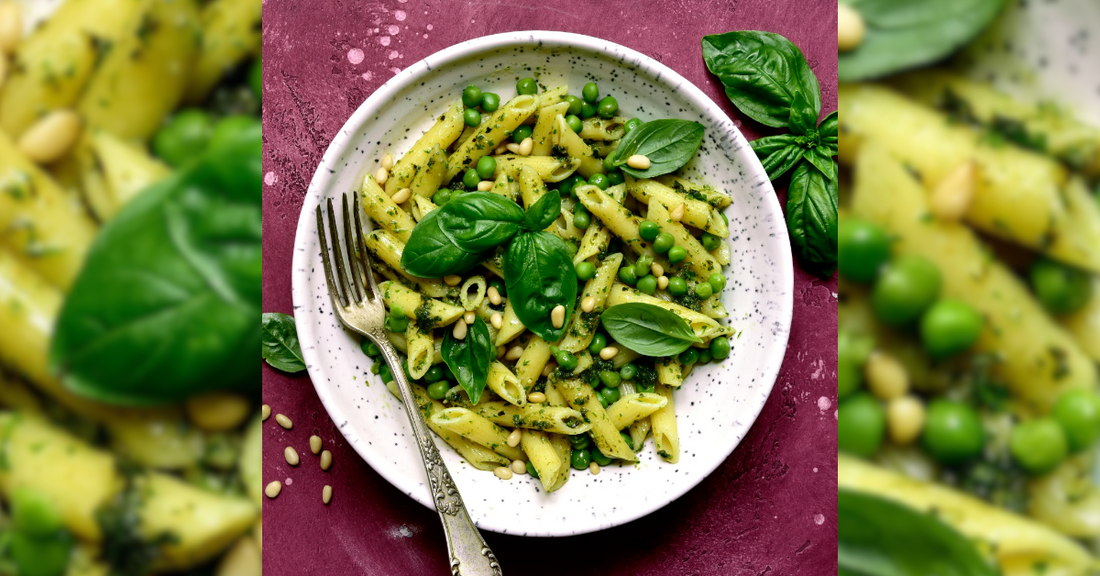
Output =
[{"x1": 316, "y1": 192, "x2": 377, "y2": 307}]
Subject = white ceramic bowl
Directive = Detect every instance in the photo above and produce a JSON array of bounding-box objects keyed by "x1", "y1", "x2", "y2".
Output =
[{"x1": 291, "y1": 31, "x2": 793, "y2": 536}]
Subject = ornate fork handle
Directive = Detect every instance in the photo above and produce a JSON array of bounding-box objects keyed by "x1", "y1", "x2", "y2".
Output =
[{"x1": 373, "y1": 335, "x2": 502, "y2": 576}]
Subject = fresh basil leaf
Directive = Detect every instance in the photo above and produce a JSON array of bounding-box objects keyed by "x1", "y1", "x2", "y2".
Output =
[
  {"x1": 503, "y1": 232, "x2": 577, "y2": 342},
  {"x1": 819, "y1": 110, "x2": 838, "y2": 142},
  {"x1": 441, "y1": 316, "x2": 493, "y2": 404},
  {"x1": 804, "y1": 147, "x2": 838, "y2": 181},
  {"x1": 438, "y1": 192, "x2": 524, "y2": 251},
  {"x1": 608, "y1": 119, "x2": 705, "y2": 179},
  {"x1": 749, "y1": 134, "x2": 798, "y2": 157},
  {"x1": 839, "y1": 0, "x2": 1006, "y2": 82},
  {"x1": 262, "y1": 313, "x2": 305, "y2": 373},
  {"x1": 522, "y1": 189, "x2": 562, "y2": 232},
  {"x1": 786, "y1": 160, "x2": 838, "y2": 278},
  {"x1": 702, "y1": 31, "x2": 821, "y2": 128},
  {"x1": 787, "y1": 90, "x2": 818, "y2": 136},
  {"x1": 401, "y1": 207, "x2": 485, "y2": 278},
  {"x1": 758, "y1": 144, "x2": 804, "y2": 181},
  {"x1": 839, "y1": 489, "x2": 998, "y2": 576},
  {"x1": 50, "y1": 129, "x2": 261, "y2": 405},
  {"x1": 600, "y1": 303, "x2": 702, "y2": 357}
]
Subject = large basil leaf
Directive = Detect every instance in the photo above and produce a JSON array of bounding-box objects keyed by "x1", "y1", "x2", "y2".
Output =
[
  {"x1": 702, "y1": 31, "x2": 821, "y2": 128},
  {"x1": 438, "y1": 192, "x2": 524, "y2": 252},
  {"x1": 600, "y1": 303, "x2": 701, "y2": 357},
  {"x1": 787, "y1": 90, "x2": 818, "y2": 136},
  {"x1": 49, "y1": 129, "x2": 261, "y2": 405},
  {"x1": 262, "y1": 313, "x2": 305, "y2": 373},
  {"x1": 608, "y1": 119, "x2": 705, "y2": 179},
  {"x1": 503, "y1": 232, "x2": 577, "y2": 342},
  {"x1": 804, "y1": 146, "x2": 838, "y2": 181},
  {"x1": 839, "y1": 489, "x2": 998, "y2": 576},
  {"x1": 522, "y1": 189, "x2": 561, "y2": 232},
  {"x1": 441, "y1": 316, "x2": 493, "y2": 404},
  {"x1": 757, "y1": 144, "x2": 804, "y2": 181},
  {"x1": 401, "y1": 207, "x2": 485, "y2": 278},
  {"x1": 786, "y1": 160, "x2": 838, "y2": 278},
  {"x1": 749, "y1": 134, "x2": 797, "y2": 157},
  {"x1": 839, "y1": 0, "x2": 1006, "y2": 82}
]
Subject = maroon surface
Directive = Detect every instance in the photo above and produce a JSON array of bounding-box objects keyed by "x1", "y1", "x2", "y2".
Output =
[{"x1": 261, "y1": 2, "x2": 839, "y2": 574}]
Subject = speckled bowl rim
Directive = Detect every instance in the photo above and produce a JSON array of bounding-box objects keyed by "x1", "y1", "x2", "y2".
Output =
[{"x1": 291, "y1": 30, "x2": 794, "y2": 536}]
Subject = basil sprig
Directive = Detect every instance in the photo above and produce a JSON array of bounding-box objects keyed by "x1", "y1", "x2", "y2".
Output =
[
  {"x1": 839, "y1": 489, "x2": 998, "y2": 576},
  {"x1": 522, "y1": 188, "x2": 562, "y2": 232},
  {"x1": 262, "y1": 313, "x2": 306, "y2": 373},
  {"x1": 607, "y1": 119, "x2": 705, "y2": 178},
  {"x1": 702, "y1": 30, "x2": 838, "y2": 278},
  {"x1": 441, "y1": 316, "x2": 494, "y2": 404},
  {"x1": 600, "y1": 303, "x2": 701, "y2": 357},
  {"x1": 504, "y1": 231, "x2": 577, "y2": 342}
]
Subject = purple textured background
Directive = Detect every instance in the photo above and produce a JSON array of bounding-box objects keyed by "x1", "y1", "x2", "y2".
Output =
[{"x1": 261, "y1": 2, "x2": 838, "y2": 574}]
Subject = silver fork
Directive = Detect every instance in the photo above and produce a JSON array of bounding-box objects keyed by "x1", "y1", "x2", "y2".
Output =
[{"x1": 316, "y1": 192, "x2": 502, "y2": 576}]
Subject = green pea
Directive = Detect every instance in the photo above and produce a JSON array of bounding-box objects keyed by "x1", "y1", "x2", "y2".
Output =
[
  {"x1": 444, "y1": 366, "x2": 458, "y2": 381},
  {"x1": 589, "y1": 333, "x2": 607, "y2": 355},
  {"x1": 569, "y1": 433, "x2": 590, "y2": 449},
  {"x1": 462, "y1": 85, "x2": 483, "y2": 108},
  {"x1": 596, "y1": 391, "x2": 609, "y2": 408},
  {"x1": 582, "y1": 82, "x2": 599, "y2": 103},
  {"x1": 621, "y1": 431, "x2": 635, "y2": 450},
  {"x1": 624, "y1": 118, "x2": 642, "y2": 133},
  {"x1": 571, "y1": 448, "x2": 592, "y2": 469},
  {"x1": 667, "y1": 276, "x2": 688, "y2": 296},
  {"x1": 573, "y1": 210, "x2": 591, "y2": 230},
  {"x1": 838, "y1": 393, "x2": 886, "y2": 458},
  {"x1": 701, "y1": 232, "x2": 722, "y2": 251},
  {"x1": 153, "y1": 108, "x2": 214, "y2": 167},
  {"x1": 653, "y1": 232, "x2": 675, "y2": 254},
  {"x1": 599, "y1": 370, "x2": 622, "y2": 388},
  {"x1": 1053, "y1": 389, "x2": 1100, "y2": 452},
  {"x1": 427, "y1": 381, "x2": 450, "y2": 400},
  {"x1": 424, "y1": 366, "x2": 444, "y2": 383},
  {"x1": 580, "y1": 102, "x2": 597, "y2": 119},
  {"x1": 667, "y1": 246, "x2": 687, "y2": 264},
  {"x1": 602, "y1": 155, "x2": 616, "y2": 171},
  {"x1": 462, "y1": 168, "x2": 481, "y2": 189},
  {"x1": 250, "y1": 57, "x2": 262, "y2": 99},
  {"x1": 618, "y1": 265, "x2": 638, "y2": 285},
  {"x1": 619, "y1": 363, "x2": 637, "y2": 381},
  {"x1": 922, "y1": 400, "x2": 985, "y2": 465},
  {"x1": 1011, "y1": 418, "x2": 1069, "y2": 475},
  {"x1": 527, "y1": 460, "x2": 540, "y2": 478},
  {"x1": 679, "y1": 348, "x2": 699, "y2": 365},
  {"x1": 370, "y1": 362, "x2": 381, "y2": 375},
  {"x1": 511, "y1": 125, "x2": 533, "y2": 144},
  {"x1": 871, "y1": 255, "x2": 942, "y2": 326},
  {"x1": 590, "y1": 446, "x2": 612, "y2": 466},
  {"x1": 564, "y1": 95, "x2": 583, "y2": 116},
  {"x1": 636, "y1": 275, "x2": 657, "y2": 295},
  {"x1": 694, "y1": 282, "x2": 713, "y2": 299},
  {"x1": 480, "y1": 92, "x2": 500, "y2": 112},
  {"x1": 463, "y1": 108, "x2": 482, "y2": 127},
  {"x1": 555, "y1": 350, "x2": 579, "y2": 371},
  {"x1": 920, "y1": 299, "x2": 983, "y2": 359},
  {"x1": 838, "y1": 357, "x2": 861, "y2": 399},
  {"x1": 601, "y1": 387, "x2": 621, "y2": 403},
  {"x1": 387, "y1": 315, "x2": 409, "y2": 332},
  {"x1": 390, "y1": 304, "x2": 406, "y2": 318},
  {"x1": 361, "y1": 340, "x2": 381, "y2": 357},
  {"x1": 607, "y1": 170, "x2": 625, "y2": 185},
  {"x1": 549, "y1": 345, "x2": 561, "y2": 355},
  {"x1": 634, "y1": 255, "x2": 654, "y2": 277},
  {"x1": 709, "y1": 336, "x2": 730, "y2": 360},
  {"x1": 211, "y1": 115, "x2": 260, "y2": 150},
  {"x1": 517, "y1": 77, "x2": 538, "y2": 95},
  {"x1": 597, "y1": 96, "x2": 618, "y2": 119},
  {"x1": 380, "y1": 364, "x2": 393, "y2": 383},
  {"x1": 575, "y1": 261, "x2": 596, "y2": 280},
  {"x1": 11, "y1": 531, "x2": 72, "y2": 576},
  {"x1": 708, "y1": 273, "x2": 727, "y2": 293},
  {"x1": 434, "y1": 189, "x2": 453, "y2": 206},
  {"x1": 696, "y1": 349, "x2": 712, "y2": 364},
  {"x1": 12, "y1": 487, "x2": 64, "y2": 536},
  {"x1": 638, "y1": 220, "x2": 660, "y2": 241},
  {"x1": 839, "y1": 218, "x2": 892, "y2": 283},
  {"x1": 1030, "y1": 258, "x2": 1093, "y2": 315},
  {"x1": 588, "y1": 173, "x2": 609, "y2": 190},
  {"x1": 565, "y1": 114, "x2": 583, "y2": 133},
  {"x1": 476, "y1": 155, "x2": 497, "y2": 180}
]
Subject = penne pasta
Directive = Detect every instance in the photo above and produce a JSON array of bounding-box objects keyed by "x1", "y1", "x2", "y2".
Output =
[
  {"x1": 364, "y1": 230, "x2": 451, "y2": 297},
  {"x1": 494, "y1": 300, "x2": 526, "y2": 347},
  {"x1": 447, "y1": 95, "x2": 538, "y2": 181},
  {"x1": 411, "y1": 385, "x2": 511, "y2": 471},
  {"x1": 429, "y1": 407, "x2": 526, "y2": 462},
  {"x1": 579, "y1": 117, "x2": 627, "y2": 141},
  {"x1": 607, "y1": 282, "x2": 735, "y2": 341},
  {"x1": 559, "y1": 253, "x2": 623, "y2": 353},
  {"x1": 471, "y1": 402, "x2": 592, "y2": 435},
  {"x1": 380, "y1": 281, "x2": 466, "y2": 329},
  {"x1": 486, "y1": 362, "x2": 526, "y2": 406},
  {"x1": 552, "y1": 115, "x2": 606, "y2": 177},
  {"x1": 389, "y1": 101, "x2": 466, "y2": 193},
  {"x1": 532, "y1": 102, "x2": 571, "y2": 156},
  {"x1": 405, "y1": 323, "x2": 435, "y2": 380},
  {"x1": 607, "y1": 393, "x2": 669, "y2": 430},
  {"x1": 521, "y1": 430, "x2": 568, "y2": 492},
  {"x1": 494, "y1": 155, "x2": 581, "y2": 183},
  {"x1": 625, "y1": 177, "x2": 730, "y2": 238},
  {"x1": 553, "y1": 376, "x2": 637, "y2": 461},
  {"x1": 650, "y1": 384, "x2": 679, "y2": 463}
]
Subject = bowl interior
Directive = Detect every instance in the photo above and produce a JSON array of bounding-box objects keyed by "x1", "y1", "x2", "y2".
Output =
[{"x1": 291, "y1": 31, "x2": 793, "y2": 536}]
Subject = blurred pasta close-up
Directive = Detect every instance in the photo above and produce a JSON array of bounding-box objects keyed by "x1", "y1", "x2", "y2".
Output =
[{"x1": 0, "y1": 0, "x2": 261, "y2": 575}]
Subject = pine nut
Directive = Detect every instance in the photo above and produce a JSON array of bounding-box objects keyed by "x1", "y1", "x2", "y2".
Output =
[
  {"x1": 493, "y1": 466, "x2": 513, "y2": 480},
  {"x1": 626, "y1": 154, "x2": 651, "y2": 169},
  {"x1": 589, "y1": 462, "x2": 600, "y2": 475},
  {"x1": 381, "y1": 154, "x2": 394, "y2": 170},
  {"x1": 506, "y1": 142, "x2": 522, "y2": 154},
  {"x1": 511, "y1": 459, "x2": 527, "y2": 474},
  {"x1": 496, "y1": 345, "x2": 506, "y2": 359},
  {"x1": 261, "y1": 404, "x2": 271, "y2": 421},
  {"x1": 487, "y1": 286, "x2": 502, "y2": 305},
  {"x1": 581, "y1": 296, "x2": 596, "y2": 313},
  {"x1": 528, "y1": 392, "x2": 547, "y2": 403},
  {"x1": 550, "y1": 305, "x2": 566, "y2": 329},
  {"x1": 320, "y1": 450, "x2": 333, "y2": 471},
  {"x1": 490, "y1": 312, "x2": 503, "y2": 329},
  {"x1": 0, "y1": 2, "x2": 22, "y2": 55},
  {"x1": 374, "y1": 167, "x2": 389, "y2": 185},
  {"x1": 477, "y1": 180, "x2": 494, "y2": 191},
  {"x1": 390, "y1": 187, "x2": 412, "y2": 204},
  {"x1": 265, "y1": 481, "x2": 282, "y2": 499},
  {"x1": 541, "y1": 362, "x2": 556, "y2": 377},
  {"x1": 599, "y1": 346, "x2": 619, "y2": 360},
  {"x1": 284, "y1": 446, "x2": 300, "y2": 466},
  {"x1": 275, "y1": 414, "x2": 293, "y2": 429},
  {"x1": 463, "y1": 311, "x2": 476, "y2": 325},
  {"x1": 518, "y1": 137, "x2": 534, "y2": 156},
  {"x1": 651, "y1": 263, "x2": 664, "y2": 278},
  {"x1": 310, "y1": 435, "x2": 323, "y2": 455},
  {"x1": 444, "y1": 274, "x2": 462, "y2": 286},
  {"x1": 657, "y1": 276, "x2": 669, "y2": 290},
  {"x1": 186, "y1": 392, "x2": 251, "y2": 432},
  {"x1": 505, "y1": 345, "x2": 524, "y2": 361},
  {"x1": 495, "y1": 144, "x2": 508, "y2": 155},
  {"x1": 452, "y1": 319, "x2": 468, "y2": 340},
  {"x1": 930, "y1": 161, "x2": 975, "y2": 222},
  {"x1": 18, "y1": 109, "x2": 82, "y2": 165},
  {"x1": 886, "y1": 395, "x2": 926, "y2": 445},
  {"x1": 865, "y1": 352, "x2": 910, "y2": 400},
  {"x1": 670, "y1": 203, "x2": 686, "y2": 222},
  {"x1": 322, "y1": 485, "x2": 334, "y2": 505},
  {"x1": 838, "y1": 3, "x2": 866, "y2": 52},
  {"x1": 507, "y1": 429, "x2": 523, "y2": 447}
]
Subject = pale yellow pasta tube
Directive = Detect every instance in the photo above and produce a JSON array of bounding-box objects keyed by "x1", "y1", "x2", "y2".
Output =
[
  {"x1": 368, "y1": 259, "x2": 450, "y2": 301},
  {"x1": 559, "y1": 254, "x2": 623, "y2": 353},
  {"x1": 657, "y1": 357, "x2": 685, "y2": 388},
  {"x1": 409, "y1": 144, "x2": 448, "y2": 200},
  {"x1": 184, "y1": 0, "x2": 262, "y2": 103},
  {"x1": 487, "y1": 362, "x2": 525, "y2": 406},
  {"x1": 572, "y1": 184, "x2": 627, "y2": 264},
  {"x1": 654, "y1": 175, "x2": 733, "y2": 209},
  {"x1": 494, "y1": 300, "x2": 526, "y2": 347},
  {"x1": 494, "y1": 155, "x2": 580, "y2": 183},
  {"x1": 429, "y1": 408, "x2": 526, "y2": 461},
  {"x1": 650, "y1": 384, "x2": 679, "y2": 463},
  {"x1": 647, "y1": 199, "x2": 722, "y2": 278},
  {"x1": 411, "y1": 385, "x2": 510, "y2": 471},
  {"x1": 518, "y1": 164, "x2": 550, "y2": 208},
  {"x1": 537, "y1": 86, "x2": 569, "y2": 108},
  {"x1": 628, "y1": 418, "x2": 651, "y2": 452},
  {"x1": 531, "y1": 102, "x2": 570, "y2": 156},
  {"x1": 553, "y1": 376, "x2": 636, "y2": 461},
  {"x1": 552, "y1": 115, "x2": 605, "y2": 177},
  {"x1": 447, "y1": 95, "x2": 538, "y2": 180},
  {"x1": 459, "y1": 276, "x2": 486, "y2": 311},
  {"x1": 489, "y1": 169, "x2": 518, "y2": 201},
  {"x1": 521, "y1": 430, "x2": 568, "y2": 492},
  {"x1": 579, "y1": 117, "x2": 626, "y2": 140},
  {"x1": 711, "y1": 239, "x2": 731, "y2": 266},
  {"x1": 514, "y1": 336, "x2": 553, "y2": 393},
  {"x1": 87, "y1": 132, "x2": 172, "y2": 215},
  {"x1": 361, "y1": 174, "x2": 417, "y2": 242},
  {"x1": 471, "y1": 402, "x2": 591, "y2": 435},
  {"x1": 390, "y1": 101, "x2": 465, "y2": 193},
  {"x1": 410, "y1": 195, "x2": 439, "y2": 222},
  {"x1": 607, "y1": 393, "x2": 668, "y2": 430},
  {"x1": 405, "y1": 323, "x2": 435, "y2": 380},
  {"x1": 574, "y1": 184, "x2": 657, "y2": 261},
  {"x1": 380, "y1": 281, "x2": 465, "y2": 329},
  {"x1": 364, "y1": 230, "x2": 450, "y2": 297},
  {"x1": 1061, "y1": 277, "x2": 1100, "y2": 362},
  {"x1": 626, "y1": 177, "x2": 729, "y2": 238},
  {"x1": 607, "y1": 282, "x2": 734, "y2": 341}
]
